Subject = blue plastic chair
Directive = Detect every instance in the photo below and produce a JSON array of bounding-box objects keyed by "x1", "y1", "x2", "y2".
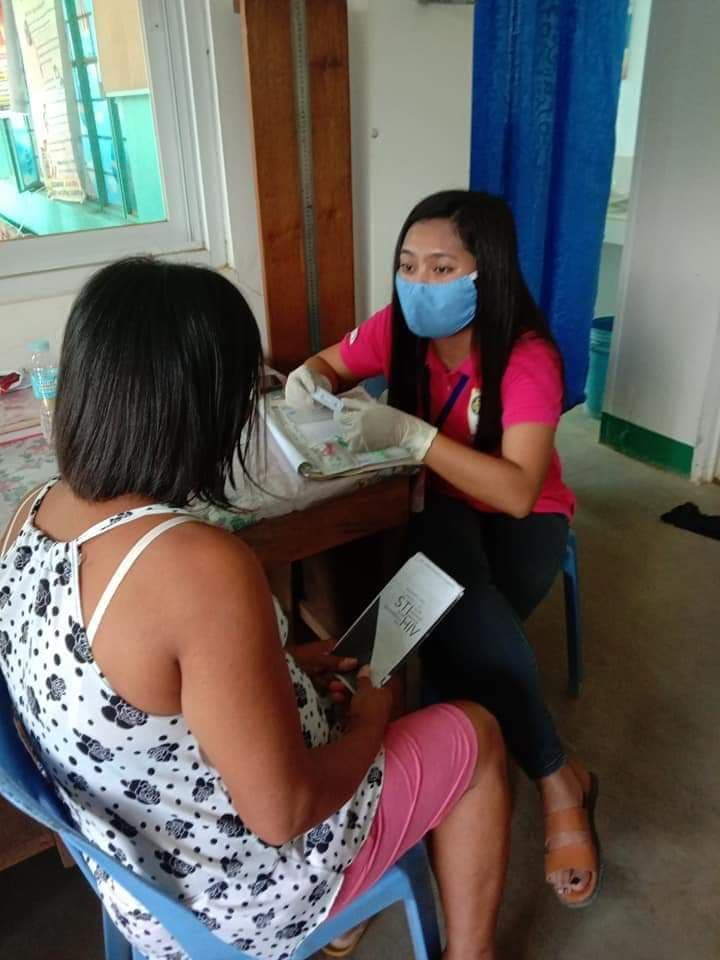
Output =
[
  {"x1": 563, "y1": 528, "x2": 583, "y2": 698},
  {"x1": 0, "y1": 675, "x2": 441, "y2": 960}
]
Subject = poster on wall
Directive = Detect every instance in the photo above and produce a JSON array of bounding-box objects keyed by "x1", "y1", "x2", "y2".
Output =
[{"x1": 11, "y1": 0, "x2": 84, "y2": 202}]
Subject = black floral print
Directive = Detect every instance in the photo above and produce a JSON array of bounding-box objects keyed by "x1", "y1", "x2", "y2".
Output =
[
  {"x1": 191, "y1": 777, "x2": 215, "y2": 803},
  {"x1": 217, "y1": 814, "x2": 247, "y2": 838},
  {"x1": 253, "y1": 908, "x2": 275, "y2": 929},
  {"x1": 193, "y1": 910, "x2": 221, "y2": 931},
  {"x1": 46, "y1": 674, "x2": 66, "y2": 700},
  {"x1": 67, "y1": 772, "x2": 89, "y2": 792},
  {"x1": 128, "y1": 908, "x2": 153, "y2": 923},
  {"x1": 293, "y1": 682, "x2": 308, "y2": 708},
  {"x1": 232, "y1": 938, "x2": 255, "y2": 952},
  {"x1": 101, "y1": 692, "x2": 147, "y2": 729},
  {"x1": 33, "y1": 579, "x2": 51, "y2": 616},
  {"x1": 107, "y1": 511, "x2": 133, "y2": 525},
  {"x1": 76, "y1": 732, "x2": 114, "y2": 763},
  {"x1": 367, "y1": 765, "x2": 383, "y2": 787},
  {"x1": 53, "y1": 558, "x2": 71, "y2": 586},
  {"x1": 14, "y1": 546, "x2": 32, "y2": 571},
  {"x1": 154, "y1": 851, "x2": 196, "y2": 878},
  {"x1": 26, "y1": 685, "x2": 40, "y2": 719},
  {"x1": 0, "y1": 483, "x2": 384, "y2": 960},
  {"x1": 309, "y1": 879, "x2": 330, "y2": 905},
  {"x1": 107, "y1": 811, "x2": 139, "y2": 838},
  {"x1": 165, "y1": 818, "x2": 193, "y2": 840},
  {"x1": 147, "y1": 742, "x2": 179, "y2": 763},
  {"x1": 122, "y1": 779, "x2": 161, "y2": 805},
  {"x1": 205, "y1": 880, "x2": 228, "y2": 901},
  {"x1": 251, "y1": 872, "x2": 278, "y2": 897},
  {"x1": 65, "y1": 618, "x2": 92, "y2": 664},
  {"x1": 220, "y1": 855, "x2": 244, "y2": 879},
  {"x1": 277, "y1": 921, "x2": 307, "y2": 940},
  {"x1": 305, "y1": 823, "x2": 333, "y2": 855}
]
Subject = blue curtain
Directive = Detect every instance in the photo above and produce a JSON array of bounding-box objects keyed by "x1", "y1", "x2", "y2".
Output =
[{"x1": 470, "y1": 0, "x2": 627, "y2": 407}]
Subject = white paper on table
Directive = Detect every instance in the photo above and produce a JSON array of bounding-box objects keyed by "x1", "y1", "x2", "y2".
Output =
[{"x1": 262, "y1": 388, "x2": 416, "y2": 480}]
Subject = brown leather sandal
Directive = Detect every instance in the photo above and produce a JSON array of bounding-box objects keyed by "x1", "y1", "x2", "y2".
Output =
[
  {"x1": 321, "y1": 921, "x2": 371, "y2": 957},
  {"x1": 544, "y1": 762, "x2": 603, "y2": 909}
]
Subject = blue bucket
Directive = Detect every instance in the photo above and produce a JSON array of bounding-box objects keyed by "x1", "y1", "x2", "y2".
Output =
[{"x1": 584, "y1": 316, "x2": 614, "y2": 419}]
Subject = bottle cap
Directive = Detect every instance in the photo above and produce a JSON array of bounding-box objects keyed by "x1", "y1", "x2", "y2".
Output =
[{"x1": 28, "y1": 339, "x2": 50, "y2": 353}]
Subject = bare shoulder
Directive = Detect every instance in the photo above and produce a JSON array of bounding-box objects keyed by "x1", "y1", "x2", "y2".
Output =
[
  {"x1": 147, "y1": 519, "x2": 272, "y2": 626},
  {"x1": 157, "y1": 519, "x2": 264, "y2": 586}
]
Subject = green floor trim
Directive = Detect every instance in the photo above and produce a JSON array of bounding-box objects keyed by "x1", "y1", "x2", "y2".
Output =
[{"x1": 600, "y1": 413, "x2": 694, "y2": 475}]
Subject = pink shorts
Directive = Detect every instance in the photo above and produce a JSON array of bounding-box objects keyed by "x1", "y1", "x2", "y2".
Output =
[{"x1": 330, "y1": 704, "x2": 478, "y2": 913}]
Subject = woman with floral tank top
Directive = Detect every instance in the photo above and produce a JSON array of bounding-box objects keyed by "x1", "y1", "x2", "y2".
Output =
[{"x1": 0, "y1": 258, "x2": 510, "y2": 960}]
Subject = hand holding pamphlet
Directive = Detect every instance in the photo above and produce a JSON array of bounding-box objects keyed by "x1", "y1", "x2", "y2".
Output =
[{"x1": 332, "y1": 553, "x2": 465, "y2": 691}]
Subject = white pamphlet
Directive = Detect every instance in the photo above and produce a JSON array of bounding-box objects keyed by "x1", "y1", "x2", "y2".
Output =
[{"x1": 332, "y1": 552, "x2": 465, "y2": 690}]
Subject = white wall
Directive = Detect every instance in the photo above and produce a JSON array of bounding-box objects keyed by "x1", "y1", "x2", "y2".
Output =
[
  {"x1": 604, "y1": 0, "x2": 720, "y2": 449},
  {"x1": 347, "y1": 0, "x2": 474, "y2": 321},
  {"x1": 613, "y1": 0, "x2": 653, "y2": 188},
  {"x1": 0, "y1": 0, "x2": 265, "y2": 367}
]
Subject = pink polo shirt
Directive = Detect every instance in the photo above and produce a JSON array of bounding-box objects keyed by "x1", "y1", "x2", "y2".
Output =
[{"x1": 339, "y1": 304, "x2": 575, "y2": 518}]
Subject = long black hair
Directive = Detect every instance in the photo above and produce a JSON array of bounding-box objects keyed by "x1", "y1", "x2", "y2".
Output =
[
  {"x1": 387, "y1": 190, "x2": 560, "y2": 451},
  {"x1": 54, "y1": 257, "x2": 263, "y2": 508}
]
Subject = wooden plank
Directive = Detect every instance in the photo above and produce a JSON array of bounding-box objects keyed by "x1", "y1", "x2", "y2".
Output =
[
  {"x1": 93, "y1": 0, "x2": 148, "y2": 94},
  {"x1": 240, "y1": 0, "x2": 311, "y2": 373},
  {"x1": 0, "y1": 797, "x2": 54, "y2": 871},
  {"x1": 307, "y1": 0, "x2": 356, "y2": 345},
  {"x1": 237, "y1": 477, "x2": 411, "y2": 569}
]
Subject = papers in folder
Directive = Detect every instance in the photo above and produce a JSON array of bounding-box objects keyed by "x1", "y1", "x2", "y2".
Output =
[{"x1": 262, "y1": 388, "x2": 416, "y2": 480}]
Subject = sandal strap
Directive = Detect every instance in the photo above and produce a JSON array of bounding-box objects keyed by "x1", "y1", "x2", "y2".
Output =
[
  {"x1": 545, "y1": 841, "x2": 598, "y2": 877},
  {"x1": 544, "y1": 806, "x2": 589, "y2": 835}
]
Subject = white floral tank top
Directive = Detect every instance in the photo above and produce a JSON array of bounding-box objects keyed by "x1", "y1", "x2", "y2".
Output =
[{"x1": 0, "y1": 481, "x2": 384, "y2": 960}]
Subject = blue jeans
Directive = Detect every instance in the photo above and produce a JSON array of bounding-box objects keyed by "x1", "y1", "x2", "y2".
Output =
[{"x1": 413, "y1": 495, "x2": 568, "y2": 780}]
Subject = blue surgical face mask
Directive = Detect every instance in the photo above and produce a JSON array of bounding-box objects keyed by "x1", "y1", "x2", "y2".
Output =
[{"x1": 395, "y1": 271, "x2": 478, "y2": 339}]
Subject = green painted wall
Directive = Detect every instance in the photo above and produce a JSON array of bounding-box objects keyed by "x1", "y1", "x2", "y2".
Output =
[
  {"x1": 115, "y1": 93, "x2": 165, "y2": 223},
  {"x1": 600, "y1": 413, "x2": 694, "y2": 476}
]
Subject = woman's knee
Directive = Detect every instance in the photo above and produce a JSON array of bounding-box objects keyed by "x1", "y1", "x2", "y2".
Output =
[{"x1": 449, "y1": 699, "x2": 505, "y2": 766}]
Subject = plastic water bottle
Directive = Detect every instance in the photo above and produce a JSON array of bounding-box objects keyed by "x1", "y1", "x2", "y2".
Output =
[{"x1": 28, "y1": 339, "x2": 59, "y2": 443}]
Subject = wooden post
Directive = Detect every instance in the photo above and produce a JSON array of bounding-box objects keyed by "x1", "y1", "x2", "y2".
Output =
[
  {"x1": 307, "y1": 0, "x2": 356, "y2": 346},
  {"x1": 239, "y1": 0, "x2": 356, "y2": 369},
  {"x1": 239, "y1": 0, "x2": 311, "y2": 372}
]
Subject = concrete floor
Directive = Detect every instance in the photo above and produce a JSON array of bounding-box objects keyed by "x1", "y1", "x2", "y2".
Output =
[{"x1": 1, "y1": 409, "x2": 719, "y2": 959}]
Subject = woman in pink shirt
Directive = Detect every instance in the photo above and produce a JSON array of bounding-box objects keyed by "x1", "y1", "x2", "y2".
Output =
[{"x1": 285, "y1": 190, "x2": 601, "y2": 909}]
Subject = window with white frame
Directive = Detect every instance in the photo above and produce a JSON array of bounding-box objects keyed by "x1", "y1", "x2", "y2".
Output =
[{"x1": 0, "y1": 0, "x2": 226, "y2": 299}]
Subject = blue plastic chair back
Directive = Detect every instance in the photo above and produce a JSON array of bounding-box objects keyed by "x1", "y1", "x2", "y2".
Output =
[{"x1": 0, "y1": 673, "x2": 441, "y2": 959}]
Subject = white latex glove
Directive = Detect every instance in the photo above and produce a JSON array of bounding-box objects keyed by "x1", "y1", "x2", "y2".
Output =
[
  {"x1": 284, "y1": 364, "x2": 332, "y2": 410},
  {"x1": 339, "y1": 399, "x2": 438, "y2": 463}
]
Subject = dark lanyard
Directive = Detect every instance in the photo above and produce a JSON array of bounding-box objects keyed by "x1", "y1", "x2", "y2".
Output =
[{"x1": 421, "y1": 368, "x2": 470, "y2": 431}]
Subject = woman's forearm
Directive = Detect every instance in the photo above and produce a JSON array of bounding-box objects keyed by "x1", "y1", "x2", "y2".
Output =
[
  {"x1": 424, "y1": 433, "x2": 542, "y2": 518},
  {"x1": 283, "y1": 716, "x2": 387, "y2": 839}
]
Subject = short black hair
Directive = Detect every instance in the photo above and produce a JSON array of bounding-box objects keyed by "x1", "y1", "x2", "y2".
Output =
[{"x1": 54, "y1": 257, "x2": 263, "y2": 508}]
